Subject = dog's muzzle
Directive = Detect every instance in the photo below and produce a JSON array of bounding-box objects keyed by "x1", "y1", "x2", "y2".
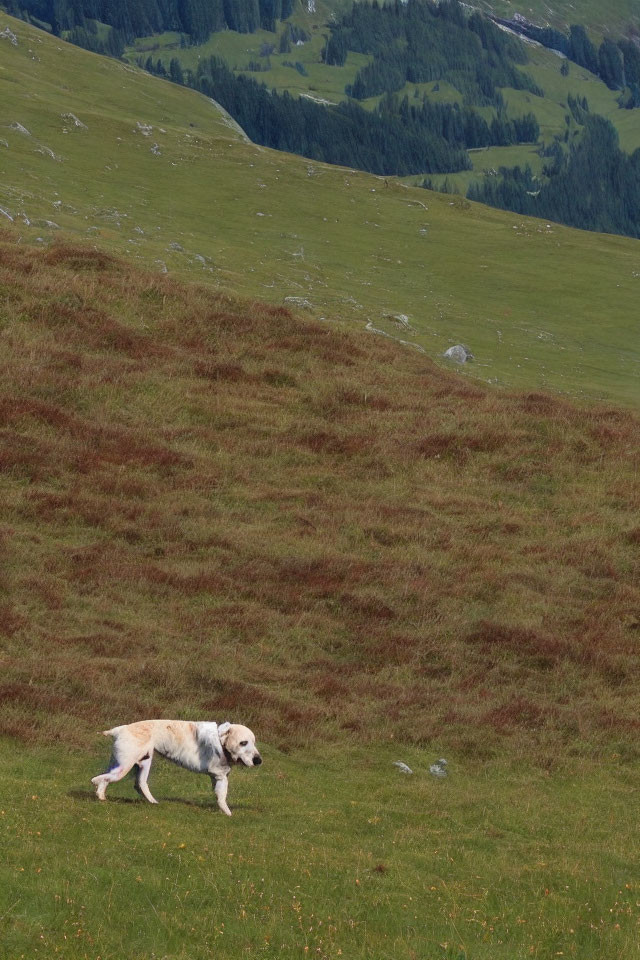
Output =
[{"x1": 253, "y1": 755, "x2": 262, "y2": 766}]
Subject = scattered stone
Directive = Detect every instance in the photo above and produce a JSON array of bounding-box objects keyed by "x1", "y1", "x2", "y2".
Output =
[
  {"x1": 429, "y1": 759, "x2": 448, "y2": 778},
  {"x1": 366, "y1": 319, "x2": 426, "y2": 353},
  {"x1": 0, "y1": 25, "x2": 18, "y2": 45},
  {"x1": 0, "y1": 207, "x2": 14, "y2": 222},
  {"x1": 36, "y1": 145, "x2": 60, "y2": 160},
  {"x1": 168, "y1": 241, "x2": 184, "y2": 251},
  {"x1": 392, "y1": 761, "x2": 414, "y2": 775},
  {"x1": 150, "y1": 143, "x2": 161, "y2": 156},
  {"x1": 392, "y1": 313, "x2": 411, "y2": 328},
  {"x1": 443, "y1": 344, "x2": 474, "y2": 364},
  {"x1": 284, "y1": 296, "x2": 314, "y2": 311},
  {"x1": 136, "y1": 121, "x2": 153, "y2": 136},
  {"x1": 31, "y1": 219, "x2": 60, "y2": 229},
  {"x1": 9, "y1": 121, "x2": 30, "y2": 135},
  {"x1": 155, "y1": 259, "x2": 168, "y2": 273},
  {"x1": 61, "y1": 112, "x2": 87, "y2": 129}
]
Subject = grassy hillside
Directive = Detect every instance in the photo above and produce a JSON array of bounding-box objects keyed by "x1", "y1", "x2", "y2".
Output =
[
  {"x1": 2, "y1": 15, "x2": 640, "y2": 408},
  {"x1": 2, "y1": 231, "x2": 640, "y2": 754},
  {"x1": 478, "y1": 0, "x2": 640, "y2": 37},
  {"x1": 2, "y1": 232, "x2": 640, "y2": 959}
]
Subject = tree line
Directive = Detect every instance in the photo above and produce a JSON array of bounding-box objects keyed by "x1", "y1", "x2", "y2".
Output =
[
  {"x1": 4, "y1": 0, "x2": 294, "y2": 43},
  {"x1": 324, "y1": 0, "x2": 543, "y2": 107},
  {"x1": 143, "y1": 53, "x2": 539, "y2": 176},
  {"x1": 466, "y1": 115, "x2": 640, "y2": 238},
  {"x1": 145, "y1": 54, "x2": 472, "y2": 175},
  {"x1": 494, "y1": 17, "x2": 640, "y2": 106}
]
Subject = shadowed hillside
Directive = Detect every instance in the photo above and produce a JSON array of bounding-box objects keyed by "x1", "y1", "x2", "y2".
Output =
[{"x1": 1, "y1": 231, "x2": 639, "y2": 762}]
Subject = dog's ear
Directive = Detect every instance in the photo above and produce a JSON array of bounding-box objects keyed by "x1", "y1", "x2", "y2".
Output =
[{"x1": 218, "y1": 721, "x2": 231, "y2": 740}]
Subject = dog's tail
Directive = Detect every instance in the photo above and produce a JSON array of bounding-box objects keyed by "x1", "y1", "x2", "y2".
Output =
[{"x1": 100, "y1": 727, "x2": 122, "y2": 737}]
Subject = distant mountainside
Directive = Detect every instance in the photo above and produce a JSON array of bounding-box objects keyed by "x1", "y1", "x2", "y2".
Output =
[
  {"x1": 1, "y1": 12, "x2": 639, "y2": 408},
  {"x1": 5, "y1": 0, "x2": 640, "y2": 240},
  {"x1": 129, "y1": 0, "x2": 640, "y2": 238}
]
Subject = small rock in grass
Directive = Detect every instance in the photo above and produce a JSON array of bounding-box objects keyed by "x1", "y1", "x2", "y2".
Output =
[
  {"x1": 429, "y1": 759, "x2": 448, "y2": 778},
  {"x1": 392, "y1": 761, "x2": 413, "y2": 775},
  {"x1": 0, "y1": 26, "x2": 18, "y2": 45},
  {"x1": 444, "y1": 344, "x2": 474, "y2": 364}
]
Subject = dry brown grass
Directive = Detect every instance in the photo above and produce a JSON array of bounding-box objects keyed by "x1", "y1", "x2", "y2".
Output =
[{"x1": 1, "y1": 231, "x2": 639, "y2": 759}]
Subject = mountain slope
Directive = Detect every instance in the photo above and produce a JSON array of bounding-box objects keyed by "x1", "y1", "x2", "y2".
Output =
[
  {"x1": 2, "y1": 231, "x2": 640, "y2": 759},
  {"x1": 477, "y1": 0, "x2": 640, "y2": 37},
  {"x1": 1, "y1": 13, "x2": 639, "y2": 407}
]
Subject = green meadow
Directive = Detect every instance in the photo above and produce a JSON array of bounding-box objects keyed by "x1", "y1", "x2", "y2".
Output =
[{"x1": 3, "y1": 744, "x2": 640, "y2": 959}]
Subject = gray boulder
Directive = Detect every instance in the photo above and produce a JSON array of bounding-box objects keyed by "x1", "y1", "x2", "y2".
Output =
[{"x1": 444, "y1": 344, "x2": 474, "y2": 364}]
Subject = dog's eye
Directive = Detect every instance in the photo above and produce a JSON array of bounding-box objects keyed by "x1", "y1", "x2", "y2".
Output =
[{"x1": 240, "y1": 740, "x2": 248, "y2": 746}]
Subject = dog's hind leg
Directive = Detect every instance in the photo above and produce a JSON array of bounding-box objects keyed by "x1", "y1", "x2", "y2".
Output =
[
  {"x1": 91, "y1": 759, "x2": 137, "y2": 800},
  {"x1": 134, "y1": 754, "x2": 158, "y2": 804}
]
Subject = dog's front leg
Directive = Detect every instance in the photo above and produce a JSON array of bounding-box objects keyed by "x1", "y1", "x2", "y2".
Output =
[{"x1": 212, "y1": 774, "x2": 232, "y2": 816}]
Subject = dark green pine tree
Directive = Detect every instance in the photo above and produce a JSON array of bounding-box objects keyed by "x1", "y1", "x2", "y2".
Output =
[
  {"x1": 568, "y1": 24, "x2": 598, "y2": 74},
  {"x1": 169, "y1": 56, "x2": 184, "y2": 83},
  {"x1": 598, "y1": 38, "x2": 624, "y2": 90},
  {"x1": 323, "y1": 29, "x2": 348, "y2": 66}
]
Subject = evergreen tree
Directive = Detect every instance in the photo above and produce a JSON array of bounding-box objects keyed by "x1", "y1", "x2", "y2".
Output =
[
  {"x1": 598, "y1": 38, "x2": 624, "y2": 90},
  {"x1": 169, "y1": 56, "x2": 184, "y2": 83},
  {"x1": 467, "y1": 115, "x2": 640, "y2": 239},
  {"x1": 568, "y1": 24, "x2": 598, "y2": 74},
  {"x1": 323, "y1": 28, "x2": 347, "y2": 66}
]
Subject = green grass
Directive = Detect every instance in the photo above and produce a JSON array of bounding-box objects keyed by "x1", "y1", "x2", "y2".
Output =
[
  {"x1": 2, "y1": 15, "x2": 640, "y2": 407},
  {"x1": 3, "y1": 743, "x2": 640, "y2": 959}
]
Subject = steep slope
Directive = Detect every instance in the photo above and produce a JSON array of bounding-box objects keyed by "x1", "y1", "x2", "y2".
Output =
[
  {"x1": 477, "y1": 0, "x2": 640, "y2": 37},
  {"x1": 1, "y1": 15, "x2": 639, "y2": 406},
  {"x1": 2, "y1": 232, "x2": 639, "y2": 760}
]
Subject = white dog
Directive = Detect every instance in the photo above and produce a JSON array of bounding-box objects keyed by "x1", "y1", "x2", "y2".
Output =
[{"x1": 91, "y1": 720, "x2": 261, "y2": 815}]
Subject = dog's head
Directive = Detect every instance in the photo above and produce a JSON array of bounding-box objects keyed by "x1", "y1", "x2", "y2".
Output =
[{"x1": 218, "y1": 722, "x2": 262, "y2": 767}]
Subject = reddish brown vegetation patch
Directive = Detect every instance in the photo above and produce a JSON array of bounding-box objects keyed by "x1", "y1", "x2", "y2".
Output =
[{"x1": 1, "y1": 233, "x2": 640, "y2": 756}]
